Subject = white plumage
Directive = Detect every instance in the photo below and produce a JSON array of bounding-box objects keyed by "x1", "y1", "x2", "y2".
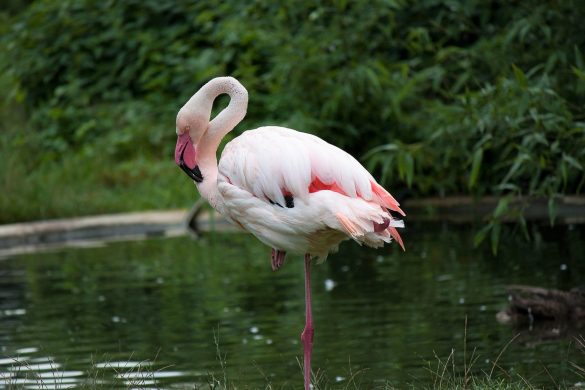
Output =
[{"x1": 216, "y1": 126, "x2": 404, "y2": 260}]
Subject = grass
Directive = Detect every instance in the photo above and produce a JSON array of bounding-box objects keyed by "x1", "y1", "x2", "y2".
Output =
[
  {"x1": 0, "y1": 112, "x2": 197, "y2": 224},
  {"x1": 2, "y1": 335, "x2": 583, "y2": 389},
  {"x1": 203, "y1": 327, "x2": 585, "y2": 390},
  {"x1": 0, "y1": 146, "x2": 196, "y2": 223}
]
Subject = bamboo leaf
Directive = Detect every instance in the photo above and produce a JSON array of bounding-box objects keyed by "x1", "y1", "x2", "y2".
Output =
[
  {"x1": 501, "y1": 154, "x2": 530, "y2": 184},
  {"x1": 563, "y1": 153, "x2": 583, "y2": 170},
  {"x1": 572, "y1": 66, "x2": 585, "y2": 81},
  {"x1": 397, "y1": 154, "x2": 405, "y2": 180},
  {"x1": 490, "y1": 223, "x2": 501, "y2": 256},
  {"x1": 512, "y1": 64, "x2": 527, "y2": 89},
  {"x1": 473, "y1": 224, "x2": 491, "y2": 248},
  {"x1": 548, "y1": 197, "x2": 557, "y2": 226},
  {"x1": 493, "y1": 198, "x2": 510, "y2": 219},
  {"x1": 404, "y1": 152, "x2": 414, "y2": 188},
  {"x1": 518, "y1": 215, "x2": 530, "y2": 241},
  {"x1": 575, "y1": 45, "x2": 584, "y2": 69},
  {"x1": 468, "y1": 148, "x2": 483, "y2": 190},
  {"x1": 362, "y1": 143, "x2": 399, "y2": 159}
]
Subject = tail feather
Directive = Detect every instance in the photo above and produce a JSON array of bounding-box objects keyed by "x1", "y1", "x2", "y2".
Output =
[
  {"x1": 336, "y1": 206, "x2": 405, "y2": 251},
  {"x1": 371, "y1": 181, "x2": 406, "y2": 216},
  {"x1": 388, "y1": 226, "x2": 405, "y2": 251},
  {"x1": 336, "y1": 212, "x2": 361, "y2": 239}
]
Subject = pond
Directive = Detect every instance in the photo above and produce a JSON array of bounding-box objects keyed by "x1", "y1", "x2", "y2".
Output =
[{"x1": 0, "y1": 222, "x2": 583, "y2": 389}]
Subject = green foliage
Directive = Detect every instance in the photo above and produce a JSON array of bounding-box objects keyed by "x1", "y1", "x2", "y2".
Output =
[
  {"x1": 1, "y1": 0, "x2": 584, "y2": 228},
  {"x1": 0, "y1": 127, "x2": 196, "y2": 222}
]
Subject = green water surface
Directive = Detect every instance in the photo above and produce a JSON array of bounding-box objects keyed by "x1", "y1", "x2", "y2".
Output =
[{"x1": 0, "y1": 223, "x2": 583, "y2": 388}]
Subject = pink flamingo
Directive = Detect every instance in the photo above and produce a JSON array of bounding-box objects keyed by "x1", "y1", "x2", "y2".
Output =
[{"x1": 175, "y1": 77, "x2": 405, "y2": 389}]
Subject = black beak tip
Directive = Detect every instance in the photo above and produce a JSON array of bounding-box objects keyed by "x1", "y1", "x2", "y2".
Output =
[
  {"x1": 192, "y1": 165, "x2": 204, "y2": 183},
  {"x1": 179, "y1": 162, "x2": 203, "y2": 183}
]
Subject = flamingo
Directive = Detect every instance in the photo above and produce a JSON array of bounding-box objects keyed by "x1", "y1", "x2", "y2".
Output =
[{"x1": 175, "y1": 77, "x2": 405, "y2": 389}]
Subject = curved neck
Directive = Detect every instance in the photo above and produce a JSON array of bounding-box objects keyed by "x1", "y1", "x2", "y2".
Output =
[
  {"x1": 193, "y1": 77, "x2": 248, "y2": 207},
  {"x1": 197, "y1": 77, "x2": 248, "y2": 165}
]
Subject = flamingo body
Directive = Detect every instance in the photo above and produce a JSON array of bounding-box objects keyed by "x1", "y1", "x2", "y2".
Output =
[
  {"x1": 217, "y1": 126, "x2": 404, "y2": 260},
  {"x1": 175, "y1": 77, "x2": 405, "y2": 390}
]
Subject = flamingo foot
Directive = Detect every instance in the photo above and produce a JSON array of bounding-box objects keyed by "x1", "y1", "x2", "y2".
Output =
[
  {"x1": 302, "y1": 254, "x2": 313, "y2": 390},
  {"x1": 271, "y1": 249, "x2": 286, "y2": 271}
]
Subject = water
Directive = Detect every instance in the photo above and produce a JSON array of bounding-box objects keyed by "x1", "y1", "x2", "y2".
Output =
[{"x1": 0, "y1": 223, "x2": 583, "y2": 388}]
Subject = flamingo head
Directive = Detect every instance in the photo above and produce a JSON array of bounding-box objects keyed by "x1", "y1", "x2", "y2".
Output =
[{"x1": 175, "y1": 109, "x2": 206, "y2": 183}]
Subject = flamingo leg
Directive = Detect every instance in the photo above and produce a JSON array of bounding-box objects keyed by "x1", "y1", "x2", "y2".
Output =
[
  {"x1": 301, "y1": 253, "x2": 314, "y2": 390},
  {"x1": 271, "y1": 248, "x2": 286, "y2": 271}
]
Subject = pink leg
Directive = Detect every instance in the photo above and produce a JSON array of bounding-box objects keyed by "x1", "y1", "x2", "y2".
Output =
[{"x1": 301, "y1": 253, "x2": 314, "y2": 390}]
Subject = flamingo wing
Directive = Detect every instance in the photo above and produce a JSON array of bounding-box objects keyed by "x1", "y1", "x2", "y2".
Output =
[{"x1": 218, "y1": 126, "x2": 404, "y2": 216}]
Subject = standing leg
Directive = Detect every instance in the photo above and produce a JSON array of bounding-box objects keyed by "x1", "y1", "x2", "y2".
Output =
[{"x1": 301, "y1": 253, "x2": 314, "y2": 390}]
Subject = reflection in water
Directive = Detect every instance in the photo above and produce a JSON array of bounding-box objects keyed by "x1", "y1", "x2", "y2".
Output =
[{"x1": 0, "y1": 223, "x2": 583, "y2": 388}]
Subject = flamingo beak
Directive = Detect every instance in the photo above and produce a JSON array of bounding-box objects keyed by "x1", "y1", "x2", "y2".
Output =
[{"x1": 175, "y1": 133, "x2": 203, "y2": 183}]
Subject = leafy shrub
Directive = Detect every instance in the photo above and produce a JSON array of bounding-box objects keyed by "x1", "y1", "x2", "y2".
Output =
[{"x1": 1, "y1": 0, "x2": 584, "y2": 233}]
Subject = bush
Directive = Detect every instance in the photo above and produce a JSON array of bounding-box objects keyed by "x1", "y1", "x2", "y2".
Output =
[{"x1": 1, "y1": 0, "x2": 584, "y2": 227}]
